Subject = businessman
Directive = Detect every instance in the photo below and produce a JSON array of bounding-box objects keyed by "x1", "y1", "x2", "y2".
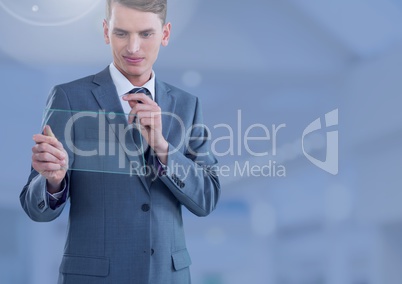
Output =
[{"x1": 20, "y1": 1, "x2": 220, "y2": 283}]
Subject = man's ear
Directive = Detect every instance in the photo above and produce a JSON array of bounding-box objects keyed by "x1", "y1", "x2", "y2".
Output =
[
  {"x1": 161, "y1": 22, "x2": 171, "y2": 47},
  {"x1": 103, "y1": 19, "x2": 110, "y2": 44}
]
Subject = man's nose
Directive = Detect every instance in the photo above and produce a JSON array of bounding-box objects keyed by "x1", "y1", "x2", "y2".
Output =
[{"x1": 127, "y1": 36, "x2": 140, "y2": 53}]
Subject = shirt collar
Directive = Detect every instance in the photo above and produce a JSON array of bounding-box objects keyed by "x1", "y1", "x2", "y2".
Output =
[{"x1": 109, "y1": 63, "x2": 156, "y2": 101}]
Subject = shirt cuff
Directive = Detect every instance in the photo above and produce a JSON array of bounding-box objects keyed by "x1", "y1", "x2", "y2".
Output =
[
  {"x1": 155, "y1": 156, "x2": 167, "y2": 176},
  {"x1": 46, "y1": 178, "x2": 68, "y2": 210},
  {"x1": 48, "y1": 188, "x2": 65, "y2": 200},
  {"x1": 157, "y1": 157, "x2": 167, "y2": 168}
]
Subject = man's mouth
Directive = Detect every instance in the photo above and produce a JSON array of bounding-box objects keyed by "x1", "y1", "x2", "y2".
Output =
[{"x1": 123, "y1": 56, "x2": 144, "y2": 64}]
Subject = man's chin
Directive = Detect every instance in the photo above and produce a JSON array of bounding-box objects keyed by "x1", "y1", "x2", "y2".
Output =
[{"x1": 122, "y1": 67, "x2": 144, "y2": 78}]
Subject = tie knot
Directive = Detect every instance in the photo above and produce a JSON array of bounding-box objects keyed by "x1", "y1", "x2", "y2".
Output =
[
  {"x1": 128, "y1": 87, "x2": 152, "y2": 102},
  {"x1": 129, "y1": 87, "x2": 151, "y2": 97}
]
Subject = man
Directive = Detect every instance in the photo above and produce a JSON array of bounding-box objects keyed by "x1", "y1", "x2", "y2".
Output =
[{"x1": 20, "y1": 0, "x2": 220, "y2": 283}]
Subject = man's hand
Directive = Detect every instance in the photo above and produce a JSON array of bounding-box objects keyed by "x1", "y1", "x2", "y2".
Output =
[
  {"x1": 32, "y1": 125, "x2": 68, "y2": 194},
  {"x1": 123, "y1": 93, "x2": 168, "y2": 164}
]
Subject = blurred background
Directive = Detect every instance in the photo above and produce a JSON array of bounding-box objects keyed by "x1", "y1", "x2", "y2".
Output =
[{"x1": 1, "y1": 0, "x2": 402, "y2": 283}]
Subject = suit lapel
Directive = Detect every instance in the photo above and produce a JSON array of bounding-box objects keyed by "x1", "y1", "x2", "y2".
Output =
[
  {"x1": 91, "y1": 67, "x2": 149, "y2": 191},
  {"x1": 148, "y1": 80, "x2": 176, "y2": 187},
  {"x1": 155, "y1": 79, "x2": 176, "y2": 142},
  {"x1": 92, "y1": 68, "x2": 127, "y2": 132}
]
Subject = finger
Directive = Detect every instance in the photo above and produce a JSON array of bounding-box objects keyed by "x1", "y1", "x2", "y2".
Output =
[
  {"x1": 123, "y1": 93, "x2": 156, "y2": 105},
  {"x1": 33, "y1": 134, "x2": 65, "y2": 151},
  {"x1": 139, "y1": 117, "x2": 162, "y2": 129},
  {"x1": 33, "y1": 153, "x2": 67, "y2": 168},
  {"x1": 136, "y1": 109, "x2": 162, "y2": 121},
  {"x1": 33, "y1": 142, "x2": 66, "y2": 159},
  {"x1": 139, "y1": 118, "x2": 153, "y2": 127},
  {"x1": 32, "y1": 142, "x2": 67, "y2": 161},
  {"x1": 137, "y1": 112, "x2": 154, "y2": 122},
  {"x1": 132, "y1": 102, "x2": 160, "y2": 112},
  {"x1": 44, "y1": 125, "x2": 56, "y2": 138},
  {"x1": 33, "y1": 134, "x2": 56, "y2": 144},
  {"x1": 127, "y1": 103, "x2": 148, "y2": 122},
  {"x1": 128, "y1": 107, "x2": 156, "y2": 123},
  {"x1": 33, "y1": 161, "x2": 67, "y2": 173},
  {"x1": 32, "y1": 152, "x2": 66, "y2": 170},
  {"x1": 128, "y1": 100, "x2": 138, "y2": 109},
  {"x1": 33, "y1": 134, "x2": 58, "y2": 146},
  {"x1": 127, "y1": 110, "x2": 137, "y2": 124}
]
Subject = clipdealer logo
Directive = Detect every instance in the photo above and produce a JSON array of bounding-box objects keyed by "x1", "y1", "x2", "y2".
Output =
[
  {"x1": 302, "y1": 109, "x2": 339, "y2": 175},
  {"x1": 44, "y1": 107, "x2": 339, "y2": 177}
]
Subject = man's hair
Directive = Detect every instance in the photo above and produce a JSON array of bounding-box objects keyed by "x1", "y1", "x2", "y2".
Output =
[{"x1": 106, "y1": 0, "x2": 167, "y2": 24}]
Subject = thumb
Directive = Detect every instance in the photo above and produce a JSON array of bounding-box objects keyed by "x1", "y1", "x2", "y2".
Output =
[{"x1": 44, "y1": 125, "x2": 56, "y2": 139}]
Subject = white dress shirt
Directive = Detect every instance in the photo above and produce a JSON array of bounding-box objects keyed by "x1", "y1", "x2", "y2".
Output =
[{"x1": 109, "y1": 63, "x2": 156, "y2": 120}]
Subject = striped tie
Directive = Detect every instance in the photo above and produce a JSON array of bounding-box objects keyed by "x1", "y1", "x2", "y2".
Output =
[{"x1": 128, "y1": 88, "x2": 152, "y2": 166}]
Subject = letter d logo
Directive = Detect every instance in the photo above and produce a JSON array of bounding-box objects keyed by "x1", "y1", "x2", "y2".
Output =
[{"x1": 302, "y1": 109, "x2": 338, "y2": 175}]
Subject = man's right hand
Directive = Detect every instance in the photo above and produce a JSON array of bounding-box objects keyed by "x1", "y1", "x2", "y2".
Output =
[{"x1": 32, "y1": 125, "x2": 68, "y2": 194}]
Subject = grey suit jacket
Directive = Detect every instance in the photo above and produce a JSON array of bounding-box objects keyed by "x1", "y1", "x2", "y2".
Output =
[{"x1": 20, "y1": 67, "x2": 220, "y2": 284}]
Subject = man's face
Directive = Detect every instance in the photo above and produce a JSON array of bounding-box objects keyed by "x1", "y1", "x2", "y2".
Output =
[{"x1": 103, "y1": 3, "x2": 170, "y2": 85}]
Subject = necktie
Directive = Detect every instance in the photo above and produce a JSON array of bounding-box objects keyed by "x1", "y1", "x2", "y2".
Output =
[{"x1": 128, "y1": 88, "x2": 152, "y2": 166}]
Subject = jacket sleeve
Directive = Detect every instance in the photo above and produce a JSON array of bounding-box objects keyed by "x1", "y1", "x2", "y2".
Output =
[
  {"x1": 20, "y1": 86, "x2": 74, "y2": 222},
  {"x1": 159, "y1": 98, "x2": 220, "y2": 217}
]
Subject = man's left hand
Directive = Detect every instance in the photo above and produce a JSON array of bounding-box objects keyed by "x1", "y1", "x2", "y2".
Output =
[{"x1": 123, "y1": 93, "x2": 168, "y2": 164}]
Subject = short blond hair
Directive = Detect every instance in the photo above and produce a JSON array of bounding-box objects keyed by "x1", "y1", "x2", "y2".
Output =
[{"x1": 106, "y1": 0, "x2": 167, "y2": 24}]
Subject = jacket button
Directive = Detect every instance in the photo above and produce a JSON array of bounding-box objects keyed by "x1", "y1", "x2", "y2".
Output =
[
  {"x1": 151, "y1": 249, "x2": 155, "y2": 255},
  {"x1": 38, "y1": 200, "x2": 45, "y2": 210},
  {"x1": 141, "y1": 204, "x2": 150, "y2": 212}
]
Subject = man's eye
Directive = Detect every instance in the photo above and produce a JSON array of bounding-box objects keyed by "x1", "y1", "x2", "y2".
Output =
[
  {"x1": 141, "y1": 32, "x2": 153, "y2": 38},
  {"x1": 114, "y1": 32, "x2": 127, "y2": 37}
]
